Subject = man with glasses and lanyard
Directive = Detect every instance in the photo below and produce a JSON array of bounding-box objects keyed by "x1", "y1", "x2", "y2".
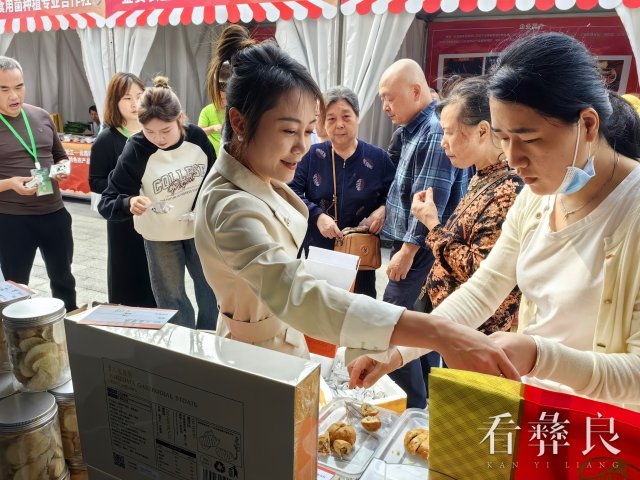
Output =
[{"x1": 0, "y1": 56, "x2": 77, "y2": 311}]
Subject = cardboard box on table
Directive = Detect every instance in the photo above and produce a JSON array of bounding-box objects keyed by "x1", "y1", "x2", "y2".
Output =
[{"x1": 65, "y1": 318, "x2": 320, "y2": 480}]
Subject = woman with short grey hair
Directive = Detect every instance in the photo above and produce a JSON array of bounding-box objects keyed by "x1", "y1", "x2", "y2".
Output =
[{"x1": 290, "y1": 85, "x2": 396, "y2": 298}]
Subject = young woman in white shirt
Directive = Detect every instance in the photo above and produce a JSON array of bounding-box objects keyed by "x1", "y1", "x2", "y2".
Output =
[{"x1": 351, "y1": 32, "x2": 640, "y2": 411}]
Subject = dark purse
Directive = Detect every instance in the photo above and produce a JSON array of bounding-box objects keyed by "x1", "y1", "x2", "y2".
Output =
[{"x1": 329, "y1": 148, "x2": 382, "y2": 271}]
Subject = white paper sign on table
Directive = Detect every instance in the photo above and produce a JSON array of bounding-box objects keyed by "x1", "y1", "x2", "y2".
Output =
[
  {"x1": 317, "y1": 465, "x2": 336, "y2": 479},
  {"x1": 77, "y1": 305, "x2": 177, "y2": 329},
  {"x1": 0, "y1": 280, "x2": 33, "y2": 304},
  {"x1": 304, "y1": 246, "x2": 359, "y2": 291}
]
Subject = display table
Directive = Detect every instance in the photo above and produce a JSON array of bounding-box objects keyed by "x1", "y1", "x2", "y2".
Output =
[{"x1": 58, "y1": 141, "x2": 92, "y2": 199}]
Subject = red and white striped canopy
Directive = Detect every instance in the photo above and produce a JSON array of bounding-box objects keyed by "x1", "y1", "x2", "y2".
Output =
[
  {"x1": 0, "y1": 0, "x2": 638, "y2": 33},
  {"x1": 342, "y1": 0, "x2": 639, "y2": 14}
]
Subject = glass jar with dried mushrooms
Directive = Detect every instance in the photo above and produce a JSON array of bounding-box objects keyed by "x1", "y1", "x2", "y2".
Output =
[
  {"x1": 0, "y1": 391, "x2": 69, "y2": 480},
  {"x1": 50, "y1": 380, "x2": 85, "y2": 470},
  {"x1": 2, "y1": 298, "x2": 71, "y2": 392}
]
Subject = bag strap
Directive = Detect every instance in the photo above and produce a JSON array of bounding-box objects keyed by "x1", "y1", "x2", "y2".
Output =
[
  {"x1": 331, "y1": 147, "x2": 338, "y2": 225},
  {"x1": 452, "y1": 170, "x2": 516, "y2": 221}
]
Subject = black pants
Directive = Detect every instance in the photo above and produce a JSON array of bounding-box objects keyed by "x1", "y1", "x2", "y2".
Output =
[
  {"x1": 0, "y1": 208, "x2": 77, "y2": 311},
  {"x1": 353, "y1": 269, "x2": 376, "y2": 298}
]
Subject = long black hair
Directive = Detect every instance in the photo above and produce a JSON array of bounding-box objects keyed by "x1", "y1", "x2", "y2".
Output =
[
  {"x1": 489, "y1": 32, "x2": 640, "y2": 160},
  {"x1": 208, "y1": 25, "x2": 323, "y2": 150}
]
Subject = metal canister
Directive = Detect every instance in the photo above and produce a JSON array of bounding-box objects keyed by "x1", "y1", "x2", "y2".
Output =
[
  {"x1": 2, "y1": 298, "x2": 71, "y2": 391},
  {"x1": 50, "y1": 380, "x2": 85, "y2": 469},
  {"x1": 0, "y1": 391, "x2": 69, "y2": 479}
]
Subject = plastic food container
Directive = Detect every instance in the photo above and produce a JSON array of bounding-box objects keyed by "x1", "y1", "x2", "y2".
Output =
[
  {"x1": 322, "y1": 348, "x2": 407, "y2": 413},
  {"x1": 50, "y1": 380, "x2": 85, "y2": 469},
  {"x1": 1, "y1": 294, "x2": 31, "y2": 373},
  {"x1": 0, "y1": 318, "x2": 11, "y2": 372},
  {"x1": 317, "y1": 398, "x2": 399, "y2": 479},
  {"x1": 0, "y1": 371, "x2": 17, "y2": 399},
  {"x1": 2, "y1": 298, "x2": 71, "y2": 391},
  {"x1": 0, "y1": 391, "x2": 69, "y2": 480},
  {"x1": 69, "y1": 467, "x2": 88, "y2": 480},
  {"x1": 360, "y1": 408, "x2": 430, "y2": 480}
]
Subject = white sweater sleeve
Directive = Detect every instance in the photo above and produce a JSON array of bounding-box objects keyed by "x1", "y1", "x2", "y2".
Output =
[
  {"x1": 398, "y1": 187, "x2": 527, "y2": 365},
  {"x1": 530, "y1": 294, "x2": 640, "y2": 406}
]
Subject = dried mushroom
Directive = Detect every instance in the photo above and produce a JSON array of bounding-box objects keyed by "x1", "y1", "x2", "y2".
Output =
[
  {"x1": 317, "y1": 433, "x2": 331, "y2": 456},
  {"x1": 6, "y1": 322, "x2": 70, "y2": 391},
  {"x1": 332, "y1": 439, "x2": 353, "y2": 459},
  {"x1": 404, "y1": 428, "x2": 430, "y2": 461},
  {"x1": 360, "y1": 403, "x2": 379, "y2": 417},
  {"x1": 361, "y1": 415, "x2": 381, "y2": 432},
  {"x1": 319, "y1": 421, "x2": 357, "y2": 460},
  {"x1": 0, "y1": 327, "x2": 10, "y2": 370},
  {"x1": 58, "y1": 402, "x2": 83, "y2": 465},
  {"x1": 1, "y1": 417, "x2": 66, "y2": 480},
  {"x1": 327, "y1": 422, "x2": 356, "y2": 446}
]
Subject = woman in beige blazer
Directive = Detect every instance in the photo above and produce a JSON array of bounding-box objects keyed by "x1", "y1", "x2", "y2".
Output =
[{"x1": 194, "y1": 25, "x2": 518, "y2": 379}]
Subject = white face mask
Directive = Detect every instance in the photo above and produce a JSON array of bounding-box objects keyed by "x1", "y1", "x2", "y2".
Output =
[{"x1": 554, "y1": 121, "x2": 595, "y2": 195}]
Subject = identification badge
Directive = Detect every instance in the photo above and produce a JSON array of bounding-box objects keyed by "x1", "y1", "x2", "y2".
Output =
[{"x1": 30, "y1": 168, "x2": 53, "y2": 196}]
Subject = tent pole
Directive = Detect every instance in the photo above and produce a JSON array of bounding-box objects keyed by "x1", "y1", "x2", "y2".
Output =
[
  {"x1": 336, "y1": 9, "x2": 344, "y2": 86},
  {"x1": 107, "y1": 28, "x2": 116, "y2": 76}
]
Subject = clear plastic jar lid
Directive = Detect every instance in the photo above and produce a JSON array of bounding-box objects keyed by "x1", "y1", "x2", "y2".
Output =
[
  {"x1": 2, "y1": 298, "x2": 66, "y2": 328},
  {"x1": 0, "y1": 372, "x2": 17, "y2": 399},
  {"x1": 49, "y1": 379, "x2": 74, "y2": 401},
  {"x1": 0, "y1": 391, "x2": 58, "y2": 433}
]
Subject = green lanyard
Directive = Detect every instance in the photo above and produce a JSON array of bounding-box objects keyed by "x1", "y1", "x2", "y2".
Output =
[
  {"x1": 0, "y1": 109, "x2": 40, "y2": 169},
  {"x1": 120, "y1": 126, "x2": 130, "y2": 138}
]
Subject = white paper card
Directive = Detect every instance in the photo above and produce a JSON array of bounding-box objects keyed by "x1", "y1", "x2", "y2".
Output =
[
  {"x1": 317, "y1": 466, "x2": 336, "y2": 479},
  {"x1": 78, "y1": 305, "x2": 177, "y2": 329},
  {"x1": 49, "y1": 162, "x2": 71, "y2": 176},
  {"x1": 0, "y1": 281, "x2": 32, "y2": 305},
  {"x1": 305, "y1": 247, "x2": 359, "y2": 291}
]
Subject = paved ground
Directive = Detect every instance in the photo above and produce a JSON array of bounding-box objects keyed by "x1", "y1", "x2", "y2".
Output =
[{"x1": 27, "y1": 199, "x2": 393, "y2": 309}]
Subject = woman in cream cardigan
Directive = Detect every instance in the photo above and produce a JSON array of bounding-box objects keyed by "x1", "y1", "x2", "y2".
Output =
[
  {"x1": 193, "y1": 25, "x2": 518, "y2": 378},
  {"x1": 351, "y1": 33, "x2": 640, "y2": 411}
]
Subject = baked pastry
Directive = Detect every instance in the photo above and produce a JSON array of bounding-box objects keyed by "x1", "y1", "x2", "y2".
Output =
[
  {"x1": 360, "y1": 403, "x2": 379, "y2": 417},
  {"x1": 361, "y1": 415, "x2": 381, "y2": 432},
  {"x1": 404, "y1": 428, "x2": 430, "y2": 461},
  {"x1": 327, "y1": 422, "x2": 356, "y2": 446},
  {"x1": 332, "y1": 439, "x2": 353, "y2": 459},
  {"x1": 317, "y1": 433, "x2": 331, "y2": 456}
]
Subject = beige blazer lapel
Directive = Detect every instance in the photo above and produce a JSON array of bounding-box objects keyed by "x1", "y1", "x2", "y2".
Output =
[{"x1": 215, "y1": 149, "x2": 309, "y2": 250}]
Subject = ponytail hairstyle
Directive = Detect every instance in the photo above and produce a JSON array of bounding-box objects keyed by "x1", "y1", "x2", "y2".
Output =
[
  {"x1": 137, "y1": 75, "x2": 183, "y2": 130},
  {"x1": 207, "y1": 57, "x2": 232, "y2": 111},
  {"x1": 489, "y1": 32, "x2": 640, "y2": 161},
  {"x1": 208, "y1": 24, "x2": 324, "y2": 155},
  {"x1": 103, "y1": 72, "x2": 145, "y2": 129}
]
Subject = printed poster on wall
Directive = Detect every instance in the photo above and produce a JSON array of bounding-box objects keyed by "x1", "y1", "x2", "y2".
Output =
[
  {"x1": 426, "y1": 16, "x2": 639, "y2": 94},
  {"x1": 58, "y1": 142, "x2": 91, "y2": 199}
]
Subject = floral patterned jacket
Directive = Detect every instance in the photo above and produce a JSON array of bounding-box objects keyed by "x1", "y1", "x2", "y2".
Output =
[{"x1": 424, "y1": 161, "x2": 524, "y2": 333}]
